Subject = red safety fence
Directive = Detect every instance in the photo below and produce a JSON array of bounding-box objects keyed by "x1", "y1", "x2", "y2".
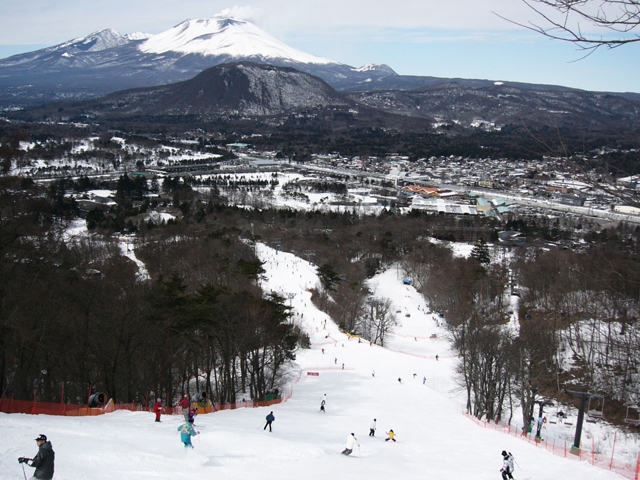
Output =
[
  {"x1": 0, "y1": 379, "x2": 298, "y2": 418},
  {"x1": 464, "y1": 413, "x2": 640, "y2": 480}
]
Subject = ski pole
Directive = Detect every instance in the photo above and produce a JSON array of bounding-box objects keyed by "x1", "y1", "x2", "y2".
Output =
[
  {"x1": 257, "y1": 422, "x2": 266, "y2": 430},
  {"x1": 21, "y1": 463, "x2": 27, "y2": 480},
  {"x1": 513, "y1": 458, "x2": 522, "y2": 471},
  {"x1": 357, "y1": 445, "x2": 361, "y2": 458}
]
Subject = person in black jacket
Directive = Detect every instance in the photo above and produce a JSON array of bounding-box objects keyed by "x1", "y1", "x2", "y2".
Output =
[{"x1": 19, "y1": 434, "x2": 55, "y2": 480}]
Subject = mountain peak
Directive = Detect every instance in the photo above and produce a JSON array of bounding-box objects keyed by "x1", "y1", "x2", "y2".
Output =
[
  {"x1": 139, "y1": 16, "x2": 339, "y2": 66},
  {"x1": 355, "y1": 64, "x2": 398, "y2": 76},
  {"x1": 54, "y1": 28, "x2": 134, "y2": 53}
]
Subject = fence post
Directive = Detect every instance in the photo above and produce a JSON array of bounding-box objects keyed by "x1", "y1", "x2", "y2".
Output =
[
  {"x1": 610, "y1": 431, "x2": 616, "y2": 470},
  {"x1": 86, "y1": 385, "x2": 92, "y2": 415},
  {"x1": 32, "y1": 389, "x2": 37, "y2": 414}
]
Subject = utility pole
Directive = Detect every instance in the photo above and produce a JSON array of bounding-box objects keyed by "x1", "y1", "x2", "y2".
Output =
[{"x1": 563, "y1": 389, "x2": 604, "y2": 455}]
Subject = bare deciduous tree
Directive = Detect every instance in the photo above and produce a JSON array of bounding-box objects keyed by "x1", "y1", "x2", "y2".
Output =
[{"x1": 500, "y1": 1, "x2": 640, "y2": 54}]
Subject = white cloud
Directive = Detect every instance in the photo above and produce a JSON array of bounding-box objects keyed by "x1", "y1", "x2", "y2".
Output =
[{"x1": 217, "y1": 5, "x2": 263, "y2": 24}]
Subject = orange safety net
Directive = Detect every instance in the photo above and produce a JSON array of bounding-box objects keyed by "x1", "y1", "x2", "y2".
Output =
[
  {"x1": 464, "y1": 413, "x2": 640, "y2": 480},
  {"x1": 0, "y1": 389, "x2": 294, "y2": 418}
]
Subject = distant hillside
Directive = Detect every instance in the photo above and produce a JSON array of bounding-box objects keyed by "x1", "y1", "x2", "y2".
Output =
[{"x1": 19, "y1": 62, "x2": 434, "y2": 132}]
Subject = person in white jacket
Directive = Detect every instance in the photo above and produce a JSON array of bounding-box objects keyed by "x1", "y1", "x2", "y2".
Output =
[
  {"x1": 500, "y1": 451, "x2": 515, "y2": 480},
  {"x1": 369, "y1": 419, "x2": 377, "y2": 437},
  {"x1": 341, "y1": 433, "x2": 360, "y2": 456}
]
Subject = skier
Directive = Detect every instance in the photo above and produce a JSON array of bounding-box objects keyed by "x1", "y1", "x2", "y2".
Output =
[
  {"x1": 385, "y1": 429, "x2": 396, "y2": 442},
  {"x1": 320, "y1": 399, "x2": 326, "y2": 413},
  {"x1": 177, "y1": 421, "x2": 199, "y2": 449},
  {"x1": 179, "y1": 394, "x2": 190, "y2": 421},
  {"x1": 341, "y1": 433, "x2": 360, "y2": 456},
  {"x1": 264, "y1": 411, "x2": 275, "y2": 432},
  {"x1": 398, "y1": 377, "x2": 402, "y2": 384},
  {"x1": 500, "y1": 451, "x2": 515, "y2": 480},
  {"x1": 188, "y1": 407, "x2": 197, "y2": 425},
  {"x1": 369, "y1": 419, "x2": 377, "y2": 437},
  {"x1": 372, "y1": 370, "x2": 375, "y2": 377},
  {"x1": 423, "y1": 376, "x2": 426, "y2": 385},
  {"x1": 18, "y1": 434, "x2": 55, "y2": 480},
  {"x1": 153, "y1": 398, "x2": 163, "y2": 422}
]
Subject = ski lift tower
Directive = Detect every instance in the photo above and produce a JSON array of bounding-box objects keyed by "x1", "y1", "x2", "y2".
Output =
[
  {"x1": 563, "y1": 389, "x2": 605, "y2": 455},
  {"x1": 533, "y1": 398, "x2": 554, "y2": 441}
]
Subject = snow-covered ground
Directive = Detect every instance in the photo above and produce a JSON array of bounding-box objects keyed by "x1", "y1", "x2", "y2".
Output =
[{"x1": 0, "y1": 245, "x2": 633, "y2": 480}]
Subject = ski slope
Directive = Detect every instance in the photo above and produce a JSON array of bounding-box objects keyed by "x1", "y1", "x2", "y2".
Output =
[{"x1": 0, "y1": 245, "x2": 624, "y2": 480}]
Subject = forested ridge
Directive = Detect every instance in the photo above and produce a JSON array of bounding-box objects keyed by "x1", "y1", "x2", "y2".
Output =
[{"x1": 1, "y1": 173, "x2": 639, "y2": 431}]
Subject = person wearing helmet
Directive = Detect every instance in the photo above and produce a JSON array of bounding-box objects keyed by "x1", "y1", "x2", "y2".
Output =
[
  {"x1": 385, "y1": 429, "x2": 396, "y2": 442},
  {"x1": 500, "y1": 451, "x2": 515, "y2": 480},
  {"x1": 18, "y1": 434, "x2": 55, "y2": 480}
]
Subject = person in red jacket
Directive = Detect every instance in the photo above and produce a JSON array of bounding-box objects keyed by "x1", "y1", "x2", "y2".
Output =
[
  {"x1": 153, "y1": 399, "x2": 163, "y2": 422},
  {"x1": 179, "y1": 395, "x2": 190, "y2": 421}
]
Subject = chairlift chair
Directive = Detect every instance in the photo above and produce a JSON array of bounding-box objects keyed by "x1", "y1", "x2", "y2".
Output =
[
  {"x1": 586, "y1": 394, "x2": 605, "y2": 422},
  {"x1": 624, "y1": 405, "x2": 640, "y2": 426}
]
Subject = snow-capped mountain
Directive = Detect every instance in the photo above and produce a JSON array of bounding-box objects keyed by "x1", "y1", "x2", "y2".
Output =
[
  {"x1": 0, "y1": 15, "x2": 399, "y2": 105},
  {"x1": 139, "y1": 17, "x2": 338, "y2": 66}
]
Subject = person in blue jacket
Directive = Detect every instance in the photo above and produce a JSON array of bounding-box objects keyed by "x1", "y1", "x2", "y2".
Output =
[
  {"x1": 264, "y1": 411, "x2": 275, "y2": 432},
  {"x1": 177, "y1": 421, "x2": 198, "y2": 448}
]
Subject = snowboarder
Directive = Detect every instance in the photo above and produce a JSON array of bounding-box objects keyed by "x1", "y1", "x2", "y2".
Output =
[
  {"x1": 153, "y1": 399, "x2": 163, "y2": 422},
  {"x1": 177, "y1": 421, "x2": 199, "y2": 449},
  {"x1": 369, "y1": 419, "x2": 377, "y2": 437},
  {"x1": 385, "y1": 429, "x2": 396, "y2": 442},
  {"x1": 179, "y1": 394, "x2": 190, "y2": 421},
  {"x1": 320, "y1": 399, "x2": 326, "y2": 413},
  {"x1": 341, "y1": 433, "x2": 360, "y2": 456},
  {"x1": 264, "y1": 411, "x2": 275, "y2": 432},
  {"x1": 500, "y1": 451, "x2": 515, "y2": 480},
  {"x1": 18, "y1": 434, "x2": 55, "y2": 480}
]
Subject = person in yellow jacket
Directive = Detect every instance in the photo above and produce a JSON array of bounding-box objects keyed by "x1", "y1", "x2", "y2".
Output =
[{"x1": 385, "y1": 429, "x2": 396, "y2": 442}]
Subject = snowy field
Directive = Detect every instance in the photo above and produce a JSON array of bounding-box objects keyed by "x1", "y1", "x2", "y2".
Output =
[{"x1": 0, "y1": 245, "x2": 630, "y2": 480}]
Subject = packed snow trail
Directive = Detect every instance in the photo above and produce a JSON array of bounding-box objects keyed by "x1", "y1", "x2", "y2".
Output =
[{"x1": 0, "y1": 244, "x2": 624, "y2": 480}]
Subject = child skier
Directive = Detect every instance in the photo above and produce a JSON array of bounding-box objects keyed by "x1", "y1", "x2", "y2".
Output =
[
  {"x1": 177, "y1": 421, "x2": 199, "y2": 449},
  {"x1": 153, "y1": 399, "x2": 163, "y2": 422},
  {"x1": 385, "y1": 429, "x2": 396, "y2": 442},
  {"x1": 188, "y1": 407, "x2": 197, "y2": 424},
  {"x1": 341, "y1": 433, "x2": 360, "y2": 456},
  {"x1": 500, "y1": 451, "x2": 515, "y2": 480},
  {"x1": 320, "y1": 399, "x2": 326, "y2": 413}
]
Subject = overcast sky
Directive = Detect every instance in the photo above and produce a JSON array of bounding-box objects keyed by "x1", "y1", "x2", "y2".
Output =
[{"x1": 1, "y1": 0, "x2": 638, "y2": 93}]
